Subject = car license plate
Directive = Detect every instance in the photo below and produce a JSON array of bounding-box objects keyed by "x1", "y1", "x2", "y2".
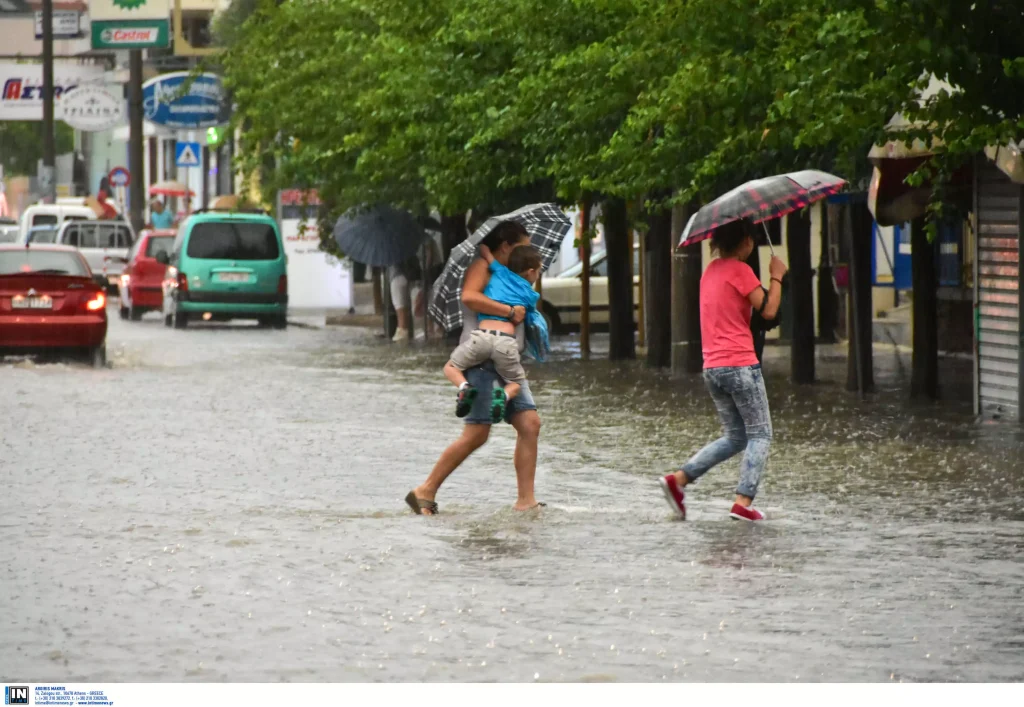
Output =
[
  {"x1": 12, "y1": 295, "x2": 53, "y2": 309},
  {"x1": 217, "y1": 273, "x2": 249, "y2": 283}
]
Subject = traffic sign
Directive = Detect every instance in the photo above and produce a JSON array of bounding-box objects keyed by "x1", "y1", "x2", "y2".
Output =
[
  {"x1": 175, "y1": 141, "x2": 201, "y2": 168},
  {"x1": 108, "y1": 166, "x2": 130, "y2": 188}
]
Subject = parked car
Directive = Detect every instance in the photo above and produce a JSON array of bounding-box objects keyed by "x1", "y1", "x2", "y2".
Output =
[
  {"x1": 538, "y1": 247, "x2": 640, "y2": 333},
  {"x1": 160, "y1": 210, "x2": 288, "y2": 329},
  {"x1": 0, "y1": 218, "x2": 19, "y2": 243},
  {"x1": 0, "y1": 243, "x2": 108, "y2": 367},
  {"x1": 117, "y1": 229, "x2": 176, "y2": 321},
  {"x1": 52, "y1": 219, "x2": 135, "y2": 290}
]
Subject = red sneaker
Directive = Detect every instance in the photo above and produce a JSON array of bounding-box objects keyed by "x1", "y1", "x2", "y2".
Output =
[
  {"x1": 729, "y1": 503, "x2": 765, "y2": 522},
  {"x1": 659, "y1": 474, "x2": 686, "y2": 519}
]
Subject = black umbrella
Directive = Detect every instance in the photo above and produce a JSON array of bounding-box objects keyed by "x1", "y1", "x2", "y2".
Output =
[{"x1": 332, "y1": 205, "x2": 428, "y2": 267}]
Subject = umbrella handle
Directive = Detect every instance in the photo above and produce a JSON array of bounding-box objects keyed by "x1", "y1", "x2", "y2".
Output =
[{"x1": 762, "y1": 222, "x2": 777, "y2": 257}]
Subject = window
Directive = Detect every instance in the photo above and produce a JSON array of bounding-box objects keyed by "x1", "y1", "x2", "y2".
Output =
[
  {"x1": 27, "y1": 228, "x2": 58, "y2": 244},
  {"x1": 76, "y1": 224, "x2": 100, "y2": 249},
  {"x1": 186, "y1": 222, "x2": 280, "y2": 260},
  {"x1": 591, "y1": 257, "x2": 609, "y2": 277},
  {"x1": 62, "y1": 224, "x2": 80, "y2": 247},
  {"x1": 0, "y1": 250, "x2": 88, "y2": 276},
  {"x1": 114, "y1": 226, "x2": 134, "y2": 249},
  {"x1": 146, "y1": 236, "x2": 175, "y2": 258},
  {"x1": 31, "y1": 214, "x2": 58, "y2": 228}
]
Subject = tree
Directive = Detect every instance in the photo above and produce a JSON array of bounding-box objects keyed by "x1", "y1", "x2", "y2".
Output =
[{"x1": 0, "y1": 121, "x2": 74, "y2": 177}]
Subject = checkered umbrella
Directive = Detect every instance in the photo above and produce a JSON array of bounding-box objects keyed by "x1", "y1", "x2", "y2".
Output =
[
  {"x1": 678, "y1": 170, "x2": 846, "y2": 248},
  {"x1": 429, "y1": 203, "x2": 571, "y2": 332}
]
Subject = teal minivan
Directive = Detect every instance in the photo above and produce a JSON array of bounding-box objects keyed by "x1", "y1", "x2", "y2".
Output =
[{"x1": 158, "y1": 210, "x2": 288, "y2": 328}]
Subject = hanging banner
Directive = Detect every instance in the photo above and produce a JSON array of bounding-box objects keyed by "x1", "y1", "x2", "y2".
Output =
[
  {"x1": 142, "y1": 72, "x2": 229, "y2": 129},
  {"x1": 90, "y1": 0, "x2": 170, "y2": 50},
  {"x1": 60, "y1": 85, "x2": 126, "y2": 132},
  {"x1": 0, "y1": 62, "x2": 106, "y2": 121}
]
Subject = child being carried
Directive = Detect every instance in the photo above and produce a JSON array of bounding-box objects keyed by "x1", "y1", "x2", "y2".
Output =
[{"x1": 444, "y1": 244, "x2": 543, "y2": 423}]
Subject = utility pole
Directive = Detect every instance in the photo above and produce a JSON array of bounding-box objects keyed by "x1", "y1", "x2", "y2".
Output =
[
  {"x1": 128, "y1": 50, "x2": 145, "y2": 232},
  {"x1": 41, "y1": 0, "x2": 56, "y2": 204}
]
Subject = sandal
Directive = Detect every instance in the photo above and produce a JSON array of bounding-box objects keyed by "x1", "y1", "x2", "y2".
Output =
[
  {"x1": 490, "y1": 388, "x2": 508, "y2": 424},
  {"x1": 455, "y1": 385, "x2": 478, "y2": 418},
  {"x1": 405, "y1": 491, "x2": 439, "y2": 516}
]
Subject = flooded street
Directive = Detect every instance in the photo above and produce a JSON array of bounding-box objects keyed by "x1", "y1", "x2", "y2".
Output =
[{"x1": 2, "y1": 308, "x2": 1023, "y2": 682}]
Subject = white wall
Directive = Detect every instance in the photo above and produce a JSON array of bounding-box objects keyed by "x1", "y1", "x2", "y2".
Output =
[{"x1": 280, "y1": 217, "x2": 352, "y2": 310}]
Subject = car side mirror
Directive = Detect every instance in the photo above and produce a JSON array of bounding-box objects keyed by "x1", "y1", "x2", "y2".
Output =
[
  {"x1": 155, "y1": 251, "x2": 170, "y2": 265},
  {"x1": 92, "y1": 274, "x2": 108, "y2": 288}
]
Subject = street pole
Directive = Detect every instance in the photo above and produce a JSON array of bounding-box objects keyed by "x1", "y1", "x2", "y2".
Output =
[
  {"x1": 41, "y1": 0, "x2": 56, "y2": 204},
  {"x1": 128, "y1": 50, "x2": 145, "y2": 232}
]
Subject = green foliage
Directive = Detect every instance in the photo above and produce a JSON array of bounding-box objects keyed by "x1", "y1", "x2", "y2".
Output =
[
  {"x1": 217, "y1": 0, "x2": 1024, "y2": 238},
  {"x1": 0, "y1": 122, "x2": 74, "y2": 177}
]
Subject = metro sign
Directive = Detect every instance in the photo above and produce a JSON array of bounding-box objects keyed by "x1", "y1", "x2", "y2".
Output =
[{"x1": 3, "y1": 78, "x2": 79, "y2": 101}]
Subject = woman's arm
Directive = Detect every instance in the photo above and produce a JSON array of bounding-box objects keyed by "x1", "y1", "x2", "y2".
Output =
[
  {"x1": 462, "y1": 257, "x2": 526, "y2": 323},
  {"x1": 748, "y1": 280, "x2": 783, "y2": 319}
]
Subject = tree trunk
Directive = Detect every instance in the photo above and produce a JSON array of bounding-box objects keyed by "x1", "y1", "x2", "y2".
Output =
[
  {"x1": 910, "y1": 216, "x2": 939, "y2": 399},
  {"x1": 440, "y1": 213, "x2": 467, "y2": 262},
  {"x1": 846, "y1": 201, "x2": 875, "y2": 393},
  {"x1": 603, "y1": 197, "x2": 636, "y2": 361},
  {"x1": 787, "y1": 210, "x2": 816, "y2": 383},
  {"x1": 645, "y1": 203, "x2": 672, "y2": 368},
  {"x1": 580, "y1": 198, "x2": 592, "y2": 360},
  {"x1": 671, "y1": 203, "x2": 702, "y2": 374},
  {"x1": 817, "y1": 202, "x2": 839, "y2": 343}
]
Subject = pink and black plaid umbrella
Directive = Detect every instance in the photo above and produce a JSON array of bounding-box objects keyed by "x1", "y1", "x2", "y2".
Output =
[{"x1": 678, "y1": 170, "x2": 846, "y2": 249}]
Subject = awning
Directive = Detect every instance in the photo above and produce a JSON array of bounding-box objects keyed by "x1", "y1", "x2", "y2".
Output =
[{"x1": 111, "y1": 121, "x2": 171, "y2": 141}]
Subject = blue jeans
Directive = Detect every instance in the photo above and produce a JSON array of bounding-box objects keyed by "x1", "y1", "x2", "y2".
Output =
[
  {"x1": 463, "y1": 361, "x2": 537, "y2": 425},
  {"x1": 681, "y1": 365, "x2": 773, "y2": 499}
]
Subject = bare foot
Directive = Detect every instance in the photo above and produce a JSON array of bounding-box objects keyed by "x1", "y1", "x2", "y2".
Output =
[{"x1": 513, "y1": 501, "x2": 545, "y2": 511}]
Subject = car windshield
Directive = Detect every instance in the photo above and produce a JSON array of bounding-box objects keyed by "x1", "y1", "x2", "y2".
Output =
[
  {"x1": 0, "y1": 250, "x2": 89, "y2": 276},
  {"x1": 558, "y1": 251, "x2": 607, "y2": 278},
  {"x1": 146, "y1": 235, "x2": 175, "y2": 258},
  {"x1": 186, "y1": 222, "x2": 280, "y2": 260},
  {"x1": 0, "y1": 226, "x2": 19, "y2": 244},
  {"x1": 28, "y1": 228, "x2": 58, "y2": 244}
]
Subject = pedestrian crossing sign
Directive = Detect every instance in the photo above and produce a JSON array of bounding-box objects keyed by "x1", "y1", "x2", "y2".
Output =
[{"x1": 175, "y1": 141, "x2": 201, "y2": 168}]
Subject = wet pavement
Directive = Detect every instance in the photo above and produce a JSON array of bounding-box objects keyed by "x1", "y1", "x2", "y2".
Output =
[{"x1": 2, "y1": 306, "x2": 1023, "y2": 682}]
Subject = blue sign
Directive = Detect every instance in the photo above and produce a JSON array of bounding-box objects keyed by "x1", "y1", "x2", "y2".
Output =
[
  {"x1": 175, "y1": 141, "x2": 201, "y2": 168},
  {"x1": 142, "y1": 72, "x2": 229, "y2": 129}
]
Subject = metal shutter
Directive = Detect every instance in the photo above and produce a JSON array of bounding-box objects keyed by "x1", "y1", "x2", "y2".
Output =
[{"x1": 975, "y1": 162, "x2": 1023, "y2": 418}]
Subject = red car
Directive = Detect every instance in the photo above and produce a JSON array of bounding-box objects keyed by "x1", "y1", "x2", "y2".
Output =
[
  {"x1": 117, "y1": 229, "x2": 176, "y2": 320},
  {"x1": 0, "y1": 244, "x2": 108, "y2": 366}
]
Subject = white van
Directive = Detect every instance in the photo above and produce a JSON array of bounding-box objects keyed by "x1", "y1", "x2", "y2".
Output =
[{"x1": 19, "y1": 204, "x2": 97, "y2": 242}]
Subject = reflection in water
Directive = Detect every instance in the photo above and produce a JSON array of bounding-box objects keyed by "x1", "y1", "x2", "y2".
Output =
[{"x1": 2, "y1": 321, "x2": 1023, "y2": 681}]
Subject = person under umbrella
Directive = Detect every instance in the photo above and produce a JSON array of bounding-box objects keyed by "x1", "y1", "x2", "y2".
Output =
[
  {"x1": 407, "y1": 204, "x2": 570, "y2": 516},
  {"x1": 660, "y1": 219, "x2": 788, "y2": 522}
]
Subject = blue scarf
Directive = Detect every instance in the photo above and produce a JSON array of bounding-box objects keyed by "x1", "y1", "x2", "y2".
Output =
[{"x1": 483, "y1": 261, "x2": 550, "y2": 362}]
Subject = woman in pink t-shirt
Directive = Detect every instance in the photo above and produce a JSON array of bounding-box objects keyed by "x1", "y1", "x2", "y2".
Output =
[{"x1": 660, "y1": 220, "x2": 787, "y2": 522}]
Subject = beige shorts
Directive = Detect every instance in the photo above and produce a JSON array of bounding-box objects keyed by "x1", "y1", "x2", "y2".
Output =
[{"x1": 448, "y1": 330, "x2": 526, "y2": 383}]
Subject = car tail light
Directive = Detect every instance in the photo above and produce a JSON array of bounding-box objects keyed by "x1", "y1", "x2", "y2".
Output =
[
  {"x1": 278, "y1": 275, "x2": 288, "y2": 295},
  {"x1": 177, "y1": 271, "x2": 188, "y2": 292},
  {"x1": 85, "y1": 291, "x2": 106, "y2": 311}
]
